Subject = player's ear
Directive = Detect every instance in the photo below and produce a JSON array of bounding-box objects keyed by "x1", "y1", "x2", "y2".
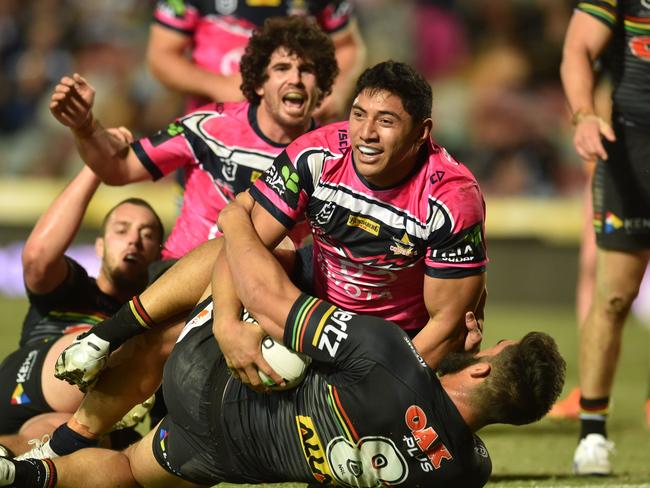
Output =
[
  {"x1": 95, "y1": 237, "x2": 104, "y2": 258},
  {"x1": 414, "y1": 117, "x2": 432, "y2": 146},
  {"x1": 468, "y1": 362, "x2": 491, "y2": 379}
]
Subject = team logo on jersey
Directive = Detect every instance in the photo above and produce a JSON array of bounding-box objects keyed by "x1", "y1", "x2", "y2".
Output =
[
  {"x1": 389, "y1": 233, "x2": 416, "y2": 257},
  {"x1": 346, "y1": 215, "x2": 380, "y2": 236},
  {"x1": 222, "y1": 159, "x2": 238, "y2": 181},
  {"x1": 404, "y1": 405, "x2": 452, "y2": 469},
  {"x1": 605, "y1": 212, "x2": 623, "y2": 233},
  {"x1": 296, "y1": 416, "x2": 335, "y2": 484},
  {"x1": 216, "y1": 0, "x2": 238, "y2": 15}
]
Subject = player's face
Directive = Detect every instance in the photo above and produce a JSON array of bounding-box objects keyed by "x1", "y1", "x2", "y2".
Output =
[
  {"x1": 256, "y1": 48, "x2": 321, "y2": 129},
  {"x1": 96, "y1": 203, "x2": 162, "y2": 291},
  {"x1": 349, "y1": 88, "x2": 431, "y2": 188}
]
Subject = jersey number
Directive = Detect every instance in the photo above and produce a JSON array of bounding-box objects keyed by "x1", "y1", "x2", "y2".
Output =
[{"x1": 327, "y1": 436, "x2": 408, "y2": 487}]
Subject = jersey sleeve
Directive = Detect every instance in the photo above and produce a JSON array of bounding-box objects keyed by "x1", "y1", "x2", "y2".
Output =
[
  {"x1": 425, "y1": 183, "x2": 488, "y2": 278},
  {"x1": 25, "y1": 257, "x2": 92, "y2": 313},
  {"x1": 131, "y1": 120, "x2": 197, "y2": 181},
  {"x1": 310, "y1": 0, "x2": 354, "y2": 34},
  {"x1": 283, "y1": 293, "x2": 428, "y2": 377},
  {"x1": 575, "y1": 1, "x2": 618, "y2": 29},
  {"x1": 249, "y1": 150, "x2": 310, "y2": 230},
  {"x1": 152, "y1": 0, "x2": 200, "y2": 35}
]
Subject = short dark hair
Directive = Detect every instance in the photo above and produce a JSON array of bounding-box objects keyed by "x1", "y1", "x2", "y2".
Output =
[
  {"x1": 472, "y1": 332, "x2": 566, "y2": 426},
  {"x1": 353, "y1": 61, "x2": 432, "y2": 123},
  {"x1": 239, "y1": 16, "x2": 339, "y2": 105},
  {"x1": 101, "y1": 198, "x2": 164, "y2": 240}
]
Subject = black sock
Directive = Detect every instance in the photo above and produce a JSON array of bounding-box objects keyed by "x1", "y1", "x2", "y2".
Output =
[
  {"x1": 12, "y1": 459, "x2": 57, "y2": 488},
  {"x1": 579, "y1": 396, "x2": 609, "y2": 439},
  {"x1": 84, "y1": 295, "x2": 156, "y2": 352},
  {"x1": 49, "y1": 423, "x2": 98, "y2": 456}
]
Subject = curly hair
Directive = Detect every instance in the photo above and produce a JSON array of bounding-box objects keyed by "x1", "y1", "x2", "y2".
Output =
[
  {"x1": 472, "y1": 332, "x2": 566, "y2": 426},
  {"x1": 240, "y1": 16, "x2": 339, "y2": 105},
  {"x1": 353, "y1": 61, "x2": 432, "y2": 123}
]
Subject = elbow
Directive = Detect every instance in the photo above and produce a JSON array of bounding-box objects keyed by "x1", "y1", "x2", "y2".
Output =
[{"x1": 22, "y1": 246, "x2": 49, "y2": 287}]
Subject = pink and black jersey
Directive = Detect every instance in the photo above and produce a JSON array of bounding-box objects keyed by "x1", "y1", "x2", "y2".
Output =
[
  {"x1": 133, "y1": 101, "x2": 308, "y2": 259},
  {"x1": 251, "y1": 122, "x2": 487, "y2": 331},
  {"x1": 153, "y1": 0, "x2": 354, "y2": 111}
]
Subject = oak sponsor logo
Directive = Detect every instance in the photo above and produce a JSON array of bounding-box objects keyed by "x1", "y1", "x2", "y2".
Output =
[
  {"x1": 404, "y1": 405, "x2": 453, "y2": 469},
  {"x1": 296, "y1": 416, "x2": 335, "y2": 484},
  {"x1": 346, "y1": 215, "x2": 380, "y2": 236},
  {"x1": 313, "y1": 309, "x2": 354, "y2": 357}
]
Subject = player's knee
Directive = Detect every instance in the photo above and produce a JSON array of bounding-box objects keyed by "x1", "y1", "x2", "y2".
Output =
[{"x1": 596, "y1": 287, "x2": 638, "y2": 321}]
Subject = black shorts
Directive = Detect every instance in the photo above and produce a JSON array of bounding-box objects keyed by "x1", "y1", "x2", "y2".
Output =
[
  {"x1": 151, "y1": 301, "x2": 234, "y2": 485},
  {"x1": 593, "y1": 120, "x2": 650, "y2": 251},
  {"x1": 0, "y1": 340, "x2": 52, "y2": 434}
]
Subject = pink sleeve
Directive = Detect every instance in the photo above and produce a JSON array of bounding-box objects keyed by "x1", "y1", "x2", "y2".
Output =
[
  {"x1": 152, "y1": 0, "x2": 200, "y2": 34},
  {"x1": 131, "y1": 122, "x2": 196, "y2": 180}
]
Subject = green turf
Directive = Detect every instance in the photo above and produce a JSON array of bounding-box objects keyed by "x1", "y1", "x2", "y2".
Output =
[{"x1": 1, "y1": 297, "x2": 648, "y2": 487}]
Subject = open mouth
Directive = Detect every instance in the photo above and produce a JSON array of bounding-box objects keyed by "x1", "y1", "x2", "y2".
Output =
[
  {"x1": 357, "y1": 145, "x2": 382, "y2": 158},
  {"x1": 282, "y1": 92, "x2": 305, "y2": 110},
  {"x1": 123, "y1": 253, "x2": 142, "y2": 264}
]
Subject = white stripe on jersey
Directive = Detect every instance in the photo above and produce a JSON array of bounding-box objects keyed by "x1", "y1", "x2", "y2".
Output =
[
  {"x1": 312, "y1": 182, "x2": 455, "y2": 241},
  {"x1": 182, "y1": 112, "x2": 277, "y2": 171}
]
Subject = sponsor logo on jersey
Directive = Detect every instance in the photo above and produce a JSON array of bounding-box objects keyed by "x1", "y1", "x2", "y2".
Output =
[
  {"x1": 296, "y1": 416, "x2": 335, "y2": 484},
  {"x1": 247, "y1": 0, "x2": 281, "y2": 5},
  {"x1": 250, "y1": 170, "x2": 262, "y2": 182},
  {"x1": 282, "y1": 165, "x2": 300, "y2": 193},
  {"x1": 15, "y1": 350, "x2": 38, "y2": 384},
  {"x1": 389, "y1": 232, "x2": 416, "y2": 257},
  {"x1": 605, "y1": 212, "x2": 623, "y2": 233},
  {"x1": 165, "y1": 0, "x2": 186, "y2": 16},
  {"x1": 149, "y1": 122, "x2": 185, "y2": 147},
  {"x1": 337, "y1": 129, "x2": 349, "y2": 152},
  {"x1": 404, "y1": 405, "x2": 452, "y2": 469},
  {"x1": 430, "y1": 244, "x2": 475, "y2": 263},
  {"x1": 346, "y1": 215, "x2": 380, "y2": 236},
  {"x1": 10, "y1": 384, "x2": 30, "y2": 405},
  {"x1": 312, "y1": 309, "x2": 353, "y2": 357}
]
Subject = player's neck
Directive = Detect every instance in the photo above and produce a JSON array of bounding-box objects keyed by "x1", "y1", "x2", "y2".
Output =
[
  {"x1": 439, "y1": 376, "x2": 485, "y2": 432},
  {"x1": 96, "y1": 272, "x2": 135, "y2": 303},
  {"x1": 255, "y1": 104, "x2": 311, "y2": 145}
]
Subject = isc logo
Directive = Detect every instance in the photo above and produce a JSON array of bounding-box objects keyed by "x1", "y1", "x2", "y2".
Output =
[{"x1": 314, "y1": 309, "x2": 353, "y2": 357}]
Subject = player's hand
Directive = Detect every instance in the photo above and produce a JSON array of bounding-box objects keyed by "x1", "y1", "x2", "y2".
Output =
[
  {"x1": 106, "y1": 126, "x2": 134, "y2": 145},
  {"x1": 573, "y1": 115, "x2": 616, "y2": 162},
  {"x1": 214, "y1": 318, "x2": 283, "y2": 391},
  {"x1": 49, "y1": 73, "x2": 96, "y2": 136},
  {"x1": 463, "y1": 311, "x2": 483, "y2": 354}
]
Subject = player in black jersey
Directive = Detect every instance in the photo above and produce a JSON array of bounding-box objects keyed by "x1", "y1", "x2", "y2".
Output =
[
  {"x1": 0, "y1": 163, "x2": 163, "y2": 457},
  {"x1": 0, "y1": 194, "x2": 565, "y2": 488},
  {"x1": 560, "y1": 0, "x2": 650, "y2": 475}
]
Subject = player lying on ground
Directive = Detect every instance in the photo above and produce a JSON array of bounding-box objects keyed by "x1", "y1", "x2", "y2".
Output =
[
  {"x1": 0, "y1": 193, "x2": 566, "y2": 488},
  {"x1": 0, "y1": 162, "x2": 163, "y2": 457}
]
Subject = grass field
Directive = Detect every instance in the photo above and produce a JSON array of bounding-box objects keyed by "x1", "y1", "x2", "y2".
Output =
[{"x1": 1, "y1": 296, "x2": 648, "y2": 487}]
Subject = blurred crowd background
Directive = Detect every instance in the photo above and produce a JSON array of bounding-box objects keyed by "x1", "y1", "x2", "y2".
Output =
[{"x1": 0, "y1": 0, "x2": 589, "y2": 197}]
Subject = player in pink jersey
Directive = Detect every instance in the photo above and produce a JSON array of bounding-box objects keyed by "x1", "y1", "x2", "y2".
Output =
[
  {"x1": 214, "y1": 60, "x2": 488, "y2": 384},
  {"x1": 148, "y1": 1, "x2": 365, "y2": 122},
  {"x1": 13, "y1": 17, "x2": 338, "y2": 460},
  {"x1": 49, "y1": 17, "x2": 338, "y2": 261}
]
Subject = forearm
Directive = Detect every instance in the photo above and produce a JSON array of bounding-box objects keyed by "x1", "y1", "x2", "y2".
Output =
[
  {"x1": 412, "y1": 315, "x2": 466, "y2": 369},
  {"x1": 22, "y1": 167, "x2": 100, "y2": 291},
  {"x1": 560, "y1": 48, "x2": 597, "y2": 115},
  {"x1": 332, "y1": 23, "x2": 366, "y2": 102},
  {"x1": 74, "y1": 120, "x2": 140, "y2": 185}
]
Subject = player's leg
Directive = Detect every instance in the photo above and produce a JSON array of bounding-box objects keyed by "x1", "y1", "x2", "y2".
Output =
[{"x1": 574, "y1": 248, "x2": 649, "y2": 474}]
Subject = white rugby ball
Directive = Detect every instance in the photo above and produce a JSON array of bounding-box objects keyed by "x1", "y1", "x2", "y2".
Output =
[{"x1": 258, "y1": 335, "x2": 311, "y2": 390}]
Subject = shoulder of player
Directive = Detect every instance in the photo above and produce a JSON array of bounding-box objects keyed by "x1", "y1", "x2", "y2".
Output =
[
  {"x1": 423, "y1": 143, "x2": 481, "y2": 193},
  {"x1": 286, "y1": 120, "x2": 349, "y2": 153}
]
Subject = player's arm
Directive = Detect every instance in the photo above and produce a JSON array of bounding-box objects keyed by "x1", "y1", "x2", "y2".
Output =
[
  {"x1": 560, "y1": 9, "x2": 615, "y2": 161},
  {"x1": 211, "y1": 198, "x2": 291, "y2": 386},
  {"x1": 411, "y1": 272, "x2": 486, "y2": 369},
  {"x1": 49, "y1": 74, "x2": 151, "y2": 185},
  {"x1": 147, "y1": 24, "x2": 244, "y2": 103},
  {"x1": 218, "y1": 193, "x2": 300, "y2": 341},
  {"x1": 315, "y1": 19, "x2": 366, "y2": 123},
  {"x1": 22, "y1": 166, "x2": 101, "y2": 294}
]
